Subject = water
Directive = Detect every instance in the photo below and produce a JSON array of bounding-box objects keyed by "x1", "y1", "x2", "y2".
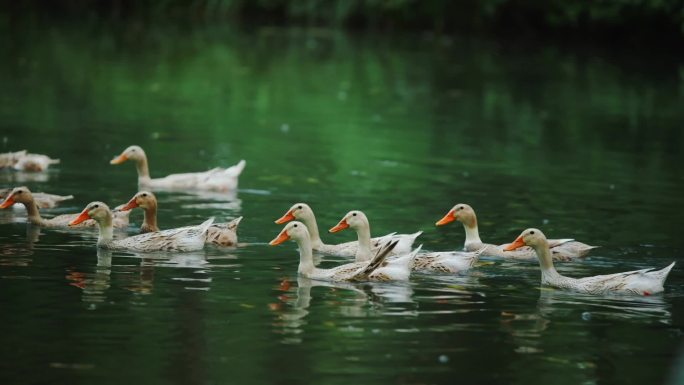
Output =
[{"x1": 1, "y1": 23, "x2": 683, "y2": 385}]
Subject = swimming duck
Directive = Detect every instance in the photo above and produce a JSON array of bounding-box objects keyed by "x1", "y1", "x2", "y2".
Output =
[
  {"x1": 0, "y1": 187, "x2": 129, "y2": 228},
  {"x1": 69, "y1": 202, "x2": 214, "y2": 252},
  {"x1": 119, "y1": 191, "x2": 242, "y2": 247},
  {"x1": 330, "y1": 210, "x2": 478, "y2": 273},
  {"x1": 275, "y1": 203, "x2": 421, "y2": 258},
  {"x1": 0, "y1": 188, "x2": 73, "y2": 209},
  {"x1": 436, "y1": 203, "x2": 597, "y2": 261},
  {"x1": 270, "y1": 221, "x2": 415, "y2": 282},
  {"x1": 110, "y1": 145, "x2": 246, "y2": 192},
  {"x1": 505, "y1": 228, "x2": 674, "y2": 295},
  {"x1": 0, "y1": 150, "x2": 60, "y2": 172}
]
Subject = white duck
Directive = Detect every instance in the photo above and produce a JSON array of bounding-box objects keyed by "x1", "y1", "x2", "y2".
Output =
[
  {"x1": 505, "y1": 228, "x2": 674, "y2": 295},
  {"x1": 0, "y1": 188, "x2": 73, "y2": 209},
  {"x1": 110, "y1": 145, "x2": 246, "y2": 192},
  {"x1": 331, "y1": 210, "x2": 479, "y2": 273},
  {"x1": 0, "y1": 187, "x2": 129, "y2": 228},
  {"x1": 270, "y1": 221, "x2": 416, "y2": 282},
  {"x1": 0, "y1": 150, "x2": 60, "y2": 172},
  {"x1": 118, "y1": 190, "x2": 242, "y2": 247},
  {"x1": 69, "y1": 202, "x2": 214, "y2": 252},
  {"x1": 436, "y1": 203, "x2": 597, "y2": 261},
  {"x1": 275, "y1": 203, "x2": 421, "y2": 258}
]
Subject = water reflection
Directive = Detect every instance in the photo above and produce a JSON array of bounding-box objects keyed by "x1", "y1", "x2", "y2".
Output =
[
  {"x1": 66, "y1": 249, "x2": 112, "y2": 305},
  {"x1": 271, "y1": 277, "x2": 416, "y2": 344}
]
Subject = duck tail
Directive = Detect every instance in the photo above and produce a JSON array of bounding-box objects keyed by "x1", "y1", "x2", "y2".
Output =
[
  {"x1": 197, "y1": 217, "x2": 216, "y2": 236},
  {"x1": 48, "y1": 158, "x2": 60, "y2": 165},
  {"x1": 223, "y1": 160, "x2": 246, "y2": 178},
  {"x1": 406, "y1": 244, "x2": 423, "y2": 270},
  {"x1": 651, "y1": 262, "x2": 675, "y2": 282},
  {"x1": 60, "y1": 194, "x2": 74, "y2": 201},
  {"x1": 227, "y1": 216, "x2": 243, "y2": 231}
]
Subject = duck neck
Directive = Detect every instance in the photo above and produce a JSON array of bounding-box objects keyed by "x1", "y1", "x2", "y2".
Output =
[
  {"x1": 353, "y1": 222, "x2": 373, "y2": 262},
  {"x1": 302, "y1": 214, "x2": 323, "y2": 248},
  {"x1": 96, "y1": 213, "x2": 114, "y2": 247},
  {"x1": 136, "y1": 155, "x2": 151, "y2": 181},
  {"x1": 142, "y1": 203, "x2": 159, "y2": 233},
  {"x1": 533, "y1": 241, "x2": 560, "y2": 278},
  {"x1": 24, "y1": 199, "x2": 45, "y2": 225},
  {"x1": 295, "y1": 236, "x2": 315, "y2": 276},
  {"x1": 462, "y1": 217, "x2": 483, "y2": 249}
]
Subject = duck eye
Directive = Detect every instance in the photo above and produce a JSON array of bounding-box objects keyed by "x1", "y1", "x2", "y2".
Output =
[
  {"x1": 459, "y1": 206, "x2": 464, "y2": 210},
  {"x1": 293, "y1": 224, "x2": 298, "y2": 228},
  {"x1": 298, "y1": 205, "x2": 302, "y2": 209},
  {"x1": 142, "y1": 193, "x2": 147, "y2": 197},
  {"x1": 530, "y1": 231, "x2": 535, "y2": 235},
  {"x1": 352, "y1": 213, "x2": 357, "y2": 216},
  {"x1": 93, "y1": 204, "x2": 99, "y2": 208},
  {"x1": 16, "y1": 191, "x2": 22, "y2": 194}
]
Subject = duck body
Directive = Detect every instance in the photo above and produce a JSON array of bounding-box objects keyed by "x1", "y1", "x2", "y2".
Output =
[
  {"x1": 0, "y1": 187, "x2": 129, "y2": 228},
  {"x1": 437, "y1": 203, "x2": 597, "y2": 261},
  {"x1": 70, "y1": 201, "x2": 213, "y2": 252},
  {"x1": 111, "y1": 145, "x2": 245, "y2": 192},
  {"x1": 119, "y1": 191, "x2": 241, "y2": 246},
  {"x1": 410, "y1": 249, "x2": 480, "y2": 273},
  {"x1": 270, "y1": 221, "x2": 410, "y2": 282},
  {"x1": 276, "y1": 203, "x2": 420, "y2": 258},
  {"x1": 506, "y1": 228, "x2": 674, "y2": 295},
  {"x1": 0, "y1": 150, "x2": 60, "y2": 172}
]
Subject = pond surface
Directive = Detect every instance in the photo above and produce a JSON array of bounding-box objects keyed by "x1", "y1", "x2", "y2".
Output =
[{"x1": 1, "y1": 23, "x2": 683, "y2": 385}]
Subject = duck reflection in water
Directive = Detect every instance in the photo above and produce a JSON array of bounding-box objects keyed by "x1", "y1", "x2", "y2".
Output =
[
  {"x1": 270, "y1": 277, "x2": 415, "y2": 344},
  {"x1": 65, "y1": 249, "x2": 113, "y2": 305}
]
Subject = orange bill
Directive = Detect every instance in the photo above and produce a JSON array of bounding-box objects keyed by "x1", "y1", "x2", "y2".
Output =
[
  {"x1": 503, "y1": 236, "x2": 526, "y2": 251},
  {"x1": 329, "y1": 218, "x2": 349, "y2": 233},
  {"x1": 435, "y1": 209, "x2": 455, "y2": 226},
  {"x1": 269, "y1": 230, "x2": 290, "y2": 246},
  {"x1": 110, "y1": 154, "x2": 128, "y2": 165},
  {"x1": 120, "y1": 197, "x2": 139, "y2": 211},
  {"x1": 0, "y1": 195, "x2": 15, "y2": 209},
  {"x1": 69, "y1": 209, "x2": 91, "y2": 226},
  {"x1": 274, "y1": 210, "x2": 295, "y2": 224}
]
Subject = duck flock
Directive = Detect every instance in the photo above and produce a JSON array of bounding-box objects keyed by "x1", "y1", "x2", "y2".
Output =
[{"x1": 0, "y1": 146, "x2": 675, "y2": 296}]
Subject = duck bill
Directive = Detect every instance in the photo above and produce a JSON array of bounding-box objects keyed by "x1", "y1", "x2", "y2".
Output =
[
  {"x1": 504, "y1": 236, "x2": 526, "y2": 251},
  {"x1": 119, "y1": 198, "x2": 139, "y2": 211},
  {"x1": 329, "y1": 219, "x2": 349, "y2": 233},
  {"x1": 269, "y1": 230, "x2": 290, "y2": 246},
  {"x1": 110, "y1": 154, "x2": 128, "y2": 165},
  {"x1": 274, "y1": 210, "x2": 295, "y2": 224},
  {"x1": 0, "y1": 195, "x2": 15, "y2": 209},
  {"x1": 435, "y1": 210, "x2": 455, "y2": 226},
  {"x1": 69, "y1": 209, "x2": 91, "y2": 226}
]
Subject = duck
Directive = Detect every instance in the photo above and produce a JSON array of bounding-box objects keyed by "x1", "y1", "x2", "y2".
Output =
[
  {"x1": 436, "y1": 203, "x2": 597, "y2": 261},
  {"x1": 330, "y1": 210, "x2": 478, "y2": 273},
  {"x1": 110, "y1": 145, "x2": 246, "y2": 192},
  {"x1": 505, "y1": 228, "x2": 674, "y2": 295},
  {"x1": 271, "y1": 221, "x2": 419, "y2": 282},
  {"x1": 0, "y1": 150, "x2": 60, "y2": 172},
  {"x1": 69, "y1": 202, "x2": 214, "y2": 252},
  {"x1": 0, "y1": 188, "x2": 73, "y2": 209},
  {"x1": 0, "y1": 187, "x2": 129, "y2": 228},
  {"x1": 275, "y1": 203, "x2": 421, "y2": 258},
  {"x1": 118, "y1": 190, "x2": 242, "y2": 247}
]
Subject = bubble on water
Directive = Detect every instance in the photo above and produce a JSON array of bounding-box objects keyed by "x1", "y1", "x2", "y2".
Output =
[
  {"x1": 543, "y1": 219, "x2": 549, "y2": 225},
  {"x1": 462, "y1": 171, "x2": 469, "y2": 177},
  {"x1": 581, "y1": 312, "x2": 591, "y2": 321},
  {"x1": 438, "y1": 354, "x2": 449, "y2": 363},
  {"x1": 609, "y1": 184, "x2": 615, "y2": 190},
  {"x1": 338, "y1": 91, "x2": 347, "y2": 101},
  {"x1": 280, "y1": 124, "x2": 290, "y2": 133}
]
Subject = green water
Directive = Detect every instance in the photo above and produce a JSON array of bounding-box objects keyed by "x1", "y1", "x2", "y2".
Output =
[{"x1": 1, "y1": 24, "x2": 683, "y2": 385}]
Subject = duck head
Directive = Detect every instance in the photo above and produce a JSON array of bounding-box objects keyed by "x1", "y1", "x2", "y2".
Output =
[
  {"x1": 275, "y1": 203, "x2": 313, "y2": 224},
  {"x1": 436, "y1": 203, "x2": 477, "y2": 227},
  {"x1": 0, "y1": 186, "x2": 33, "y2": 208},
  {"x1": 504, "y1": 228, "x2": 547, "y2": 251},
  {"x1": 329, "y1": 210, "x2": 368, "y2": 233},
  {"x1": 270, "y1": 221, "x2": 309, "y2": 245},
  {"x1": 120, "y1": 191, "x2": 157, "y2": 211},
  {"x1": 69, "y1": 201, "x2": 110, "y2": 226},
  {"x1": 110, "y1": 145, "x2": 146, "y2": 165}
]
